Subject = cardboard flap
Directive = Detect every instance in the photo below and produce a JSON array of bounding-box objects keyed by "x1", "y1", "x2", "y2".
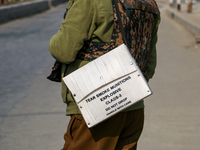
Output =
[{"x1": 63, "y1": 44, "x2": 138, "y2": 103}]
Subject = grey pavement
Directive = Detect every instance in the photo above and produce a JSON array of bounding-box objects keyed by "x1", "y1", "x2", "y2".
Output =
[
  {"x1": 0, "y1": 0, "x2": 68, "y2": 24},
  {"x1": 138, "y1": 3, "x2": 200, "y2": 149},
  {"x1": 165, "y1": 0, "x2": 200, "y2": 42},
  {"x1": 0, "y1": 78, "x2": 70, "y2": 149},
  {"x1": 0, "y1": 3, "x2": 71, "y2": 149}
]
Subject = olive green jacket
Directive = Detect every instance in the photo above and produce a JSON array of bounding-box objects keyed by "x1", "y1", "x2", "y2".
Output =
[{"x1": 49, "y1": 0, "x2": 160, "y2": 115}]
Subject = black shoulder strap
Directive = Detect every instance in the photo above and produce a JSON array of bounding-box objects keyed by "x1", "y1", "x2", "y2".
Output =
[{"x1": 113, "y1": 0, "x2": 128, "y2": 46}]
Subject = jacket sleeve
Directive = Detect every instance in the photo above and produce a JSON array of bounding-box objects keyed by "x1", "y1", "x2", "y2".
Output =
[
  {"x1": 145, "y1": 14, "x2": 161, "y2": 81},
  {"x1": 49, "y1": 0, "x2": 97, "y2": 64}
]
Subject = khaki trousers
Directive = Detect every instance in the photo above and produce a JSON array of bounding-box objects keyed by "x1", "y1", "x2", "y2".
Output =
[{"x1": 62, "y1": 108, "x2": 144, "y2": 150}]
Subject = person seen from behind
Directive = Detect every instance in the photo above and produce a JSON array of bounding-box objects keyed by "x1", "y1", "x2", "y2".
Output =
[{"x1": 49, "y1": 0, "x2": 160, "y2": 149}]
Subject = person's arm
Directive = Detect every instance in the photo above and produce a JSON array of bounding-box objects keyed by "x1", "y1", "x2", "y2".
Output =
[
  {"x1": 145, "y1": 14, "x2": 161, "y2": 81},
  {"x1": 49, "y1": 0, "x2": 97, "y2": 64}
]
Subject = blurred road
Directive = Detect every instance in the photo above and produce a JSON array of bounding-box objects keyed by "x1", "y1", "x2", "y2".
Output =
[
  {"x1": 0, "y1": 3, "x2": 70, "y2": 150},
  {"x1": 138, "y1": 3, "x2": 200, "y2": 150},
  {"x1": 0, "y1": 1, "x2": 200, "y2": 150},
  {"x1": 0, "y1": 3, "x2": 67, "y2": 123}
]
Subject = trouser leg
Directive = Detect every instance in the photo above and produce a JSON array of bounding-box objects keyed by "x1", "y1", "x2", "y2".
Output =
[{"x1": 62, "y1": 108, "x2": 144, "y2": 150}]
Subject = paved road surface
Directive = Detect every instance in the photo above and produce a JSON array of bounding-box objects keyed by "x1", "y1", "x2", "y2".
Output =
[
  {"x1": 0, "y1": 2, "x2": 200, "y2": 150},
  {"x1": 138, "y1": 4, "x2": 200, "y2": 150},
  {"x1": 0, "y1": 3, "x2": 70, "y2": 150}
]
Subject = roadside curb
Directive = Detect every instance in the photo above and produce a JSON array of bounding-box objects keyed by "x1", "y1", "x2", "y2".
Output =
[
  {"x1": 165, "y1": 5, "x2": 200, "y2": 43},
  {"x1": 0, "y1": 0, "x2": 68, "y2": 25}
]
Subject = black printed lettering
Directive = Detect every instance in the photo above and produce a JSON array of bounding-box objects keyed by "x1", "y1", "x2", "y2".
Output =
[
  {"x1": 96, "y1": 88, "x2": 110, "y2": 98},
  {"x1": 85, "y1": 96, "x2": 96, "y2": 103},
  {"x1": 110, "y1": 76, "x2": 131, "y2": 90}
]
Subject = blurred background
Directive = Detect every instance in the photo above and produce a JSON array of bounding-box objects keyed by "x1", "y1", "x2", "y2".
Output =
[
  {"x1": 0, "y1": 0, "x2": 32, "y2": 5},
  {"x1": 0, "y1": 0, "x2": 200, "y2": 149}
]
